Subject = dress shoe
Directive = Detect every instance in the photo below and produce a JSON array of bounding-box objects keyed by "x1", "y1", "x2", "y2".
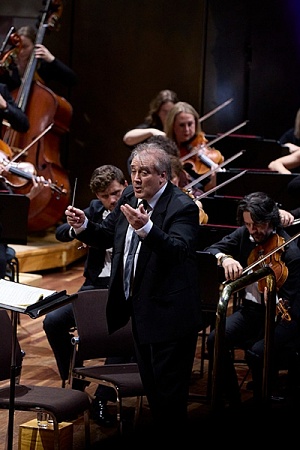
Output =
[{"x1": 91, "y1": 398, "x2": 116, "y2": 427}]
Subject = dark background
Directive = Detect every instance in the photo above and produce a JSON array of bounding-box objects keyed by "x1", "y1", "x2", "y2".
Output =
[{"x1": 1, "y1": 0, "x2": 300, "y2": 208}]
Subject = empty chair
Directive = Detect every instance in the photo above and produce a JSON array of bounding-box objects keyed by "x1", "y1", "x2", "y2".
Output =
[
  {"x1": 0, "y1": 309, "x2": 91, "y2": 450},
  {"x1": 69, "y1": 289, "x2": 145, "y2": 435}
]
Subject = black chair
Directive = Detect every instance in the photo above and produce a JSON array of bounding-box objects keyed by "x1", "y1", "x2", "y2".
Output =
[
  {"x1": 5, "y1": 246, "x2": 19, "y2": 283},
  {"x1": 193, "y1": 251, "x2": 221, "y2": 400},
  {"x1": 0, "y1": 309, "x2": 91, "y2": 450},
  {"x1": 69, "y1": 289, "x2": 145, "y2": 436}
]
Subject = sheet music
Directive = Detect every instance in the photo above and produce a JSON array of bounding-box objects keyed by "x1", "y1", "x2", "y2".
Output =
[{"x1": 0, "y1": 279, "x2": 56, "y2": 309}]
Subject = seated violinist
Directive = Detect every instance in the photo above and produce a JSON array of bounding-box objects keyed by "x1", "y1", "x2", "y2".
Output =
[
  {"x1": 164, "y1": 101, "x2": 224, "y2": 191},
  {"x1": 0, "y1": 81, "x2": 49, "y2": 279},
  {"x1": 0, "y1": 164, "x2": 49, "y2": 279},
  {"x1": 204, "y1": 192, "x2": 300, "y2": 407}
]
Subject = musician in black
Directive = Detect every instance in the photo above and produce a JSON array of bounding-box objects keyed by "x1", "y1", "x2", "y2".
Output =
[
  {"x1": 205, "y1": 192, "x2": 300, "y2": 406},
  {"x1": 0, "y1": 26, "x2": 76, "y2": 92}
]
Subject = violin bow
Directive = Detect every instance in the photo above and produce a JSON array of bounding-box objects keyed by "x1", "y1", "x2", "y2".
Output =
[
  {"x1": 194, "y1": 169, "x2": 248, "y2": 201},
  {"x1": 0, "y1": 26, "x2": 15, "y2": 57},
  {"x1": 199, "y1": 98, "x2": 233, "y2": 123},
  {"x1": 180, "y1": 120, "x2": 249, "y2": 163},
  {"x1": 183, "y1": 149, "x2": 245, "y2": 191},
  {"x1": 9, "y1": 123, "x2": 54, "y2": 164}
]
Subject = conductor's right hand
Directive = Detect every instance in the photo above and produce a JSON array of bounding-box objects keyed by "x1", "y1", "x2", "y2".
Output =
[{"x1": 65, "y1": 206, "x2": 86, "y2": 229}]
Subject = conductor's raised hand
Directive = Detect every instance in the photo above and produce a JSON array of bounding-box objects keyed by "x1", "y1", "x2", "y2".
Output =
[
  {"x1": 65, "y1": 205, "x2": 86, "y2": 229},
  {"x1": 120, "y1": 203, "x2": 149, "y2": 230}
]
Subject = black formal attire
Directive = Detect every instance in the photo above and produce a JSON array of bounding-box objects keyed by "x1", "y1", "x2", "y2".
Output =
[
  {"x1": 0, "y1": 58, "x2": 77, "y2": 92},
  {"x1": 74, "y1": 182, "x2": 203, "y2": 435},
  {"x1": 205, "y1": 226, "x2": 300, "y2": 404},
  {"x1": 0, "y1": 83, "x2": 29, "y2": 136},
  {"x1": 43, "y1": 199, "x2": 123, "y2": 399}
]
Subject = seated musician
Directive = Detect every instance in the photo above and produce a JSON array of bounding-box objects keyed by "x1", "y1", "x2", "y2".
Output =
[
  {"x1": 164, "y1": 101, "x2": 224, "y2": 191},
  {"x1": 0, "y1": 26, "x2": 77, "y2": 92},
  {"x1": 205, "y1": 192, "x2": 300, "y2": 407},
  {"x1": 0, "y1": 82, "x2": 48, "y2": 279}
]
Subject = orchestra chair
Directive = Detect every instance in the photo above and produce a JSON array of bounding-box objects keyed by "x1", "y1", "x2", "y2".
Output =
[
  {"x1": 69, "y1": 289, "x2": 145, "y2": 436},
  {"x1": 5, "y1": 246, "x2": 19, "y2": 283},
  {"x1": 194, "y1": 251, "x2": 248, "y2": 399},
  {"x1": 5, "y1": 245, "x2": 21, "y2": 325},
  {"x1": 0, "y1": 309, "x2": 91, "y2": 450},
  {"x1": 194, "y1": 251, "x2": 221, "y2": 400}
]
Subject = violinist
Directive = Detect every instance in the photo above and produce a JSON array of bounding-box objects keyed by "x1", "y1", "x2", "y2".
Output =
[
  {"x1": 0, "y1": 92, "x2": 54, "y2": 284},
  {"x1": 0, "y1": 163, "x2": 50, "y2": 279},
  {"x1": 164, "y1": 101, "x2": 224, "y2": 192},
  {"x1": 0, "y1": 81, "x2": 49, "y2": 279},
  {"x1": 205, "y1": 192, "x2": 300, "y2": 406},
  {"x1": 0, "y1": 26, "x2": 77, "y2": 91}
]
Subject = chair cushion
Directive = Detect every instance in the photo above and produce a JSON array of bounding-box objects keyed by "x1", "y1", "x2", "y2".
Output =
[
  {"x1": 73, "y1": 363, "x2": 144, "y2": 397},
  {"x1": 0, "y1": 385, "x2": 91, "y2": 423}
]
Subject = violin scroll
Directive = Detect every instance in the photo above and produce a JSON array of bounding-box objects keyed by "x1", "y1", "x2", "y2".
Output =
[
  {"x1": 42, "y1": 0, "x2": 63, "y2": 31},
  {"x1": 0, "y1": 28, "x2": 22, "y2": 76}
]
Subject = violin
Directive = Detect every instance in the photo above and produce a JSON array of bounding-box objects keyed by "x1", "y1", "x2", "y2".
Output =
[
  {"x1": 246, "y1": 233, "x2": 288, "y2": 293},
  {"x1": 0, "y1": 149, "x2": 67, "y2": 195},
  {"x1": 180, "y1": 121, "x2": 249, "y2": 179},
  {"x1": 179, "y1": 133, "x2": 224, "y2": 177},
  {"x1": 0, "y1": 27, "x2": 22, "y2": 76}
]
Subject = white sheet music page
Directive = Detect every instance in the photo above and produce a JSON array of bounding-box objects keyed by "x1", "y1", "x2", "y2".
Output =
[{"x1": 0, "y1": 279, "x2": 56, "y2": 309}]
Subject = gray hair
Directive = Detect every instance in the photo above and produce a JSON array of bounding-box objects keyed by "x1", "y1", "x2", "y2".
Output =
[{"x1": 131, "y1": 142, "x2": 172, "y2": 180}]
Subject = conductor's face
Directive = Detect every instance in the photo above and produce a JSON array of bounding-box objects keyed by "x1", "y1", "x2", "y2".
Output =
[{"x1": 130, "y1": 152, "x2": 167, "y2": 201}]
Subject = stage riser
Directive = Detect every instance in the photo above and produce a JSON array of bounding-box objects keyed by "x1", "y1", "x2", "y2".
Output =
[{"x1": 10, "y1": 233, "x2": 87, "y2": 273}]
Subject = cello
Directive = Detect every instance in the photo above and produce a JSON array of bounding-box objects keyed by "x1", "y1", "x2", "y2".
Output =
[{"x1": 2, "y1": 0, "x2": 71, "y2": 232}]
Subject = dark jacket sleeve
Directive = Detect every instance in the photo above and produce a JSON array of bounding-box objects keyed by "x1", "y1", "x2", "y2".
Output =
[
  {"x1": 0, "y1": 83, "x2": 29, "y2": 133},
  {"x1": 290, "y1": 206, "x2": 300, "y2": 219},
  {"x1": 37, "y1": 59, "x2": 77, "y2": 87}
]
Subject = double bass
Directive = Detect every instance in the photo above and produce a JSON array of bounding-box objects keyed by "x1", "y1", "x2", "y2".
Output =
[{"x1": 2, "y1": 0, "x2": 71, "y2": 232}]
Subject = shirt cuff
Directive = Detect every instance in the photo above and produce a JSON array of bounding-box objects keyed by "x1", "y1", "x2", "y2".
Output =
[
  {"x1": 72, "y1": 217, "x2": 88, "y2": 234},
  {"x1": 136, "y1": 219, "x2": 153, "y2": 239}
]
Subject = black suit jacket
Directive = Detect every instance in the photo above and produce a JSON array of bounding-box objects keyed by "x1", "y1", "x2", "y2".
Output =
[
  {"x1": 76, "y1": 182, "x2": 203, "y2": 344},
  {"x1": 56, "y1": 199, "x2": 107, "y2": 284}
]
